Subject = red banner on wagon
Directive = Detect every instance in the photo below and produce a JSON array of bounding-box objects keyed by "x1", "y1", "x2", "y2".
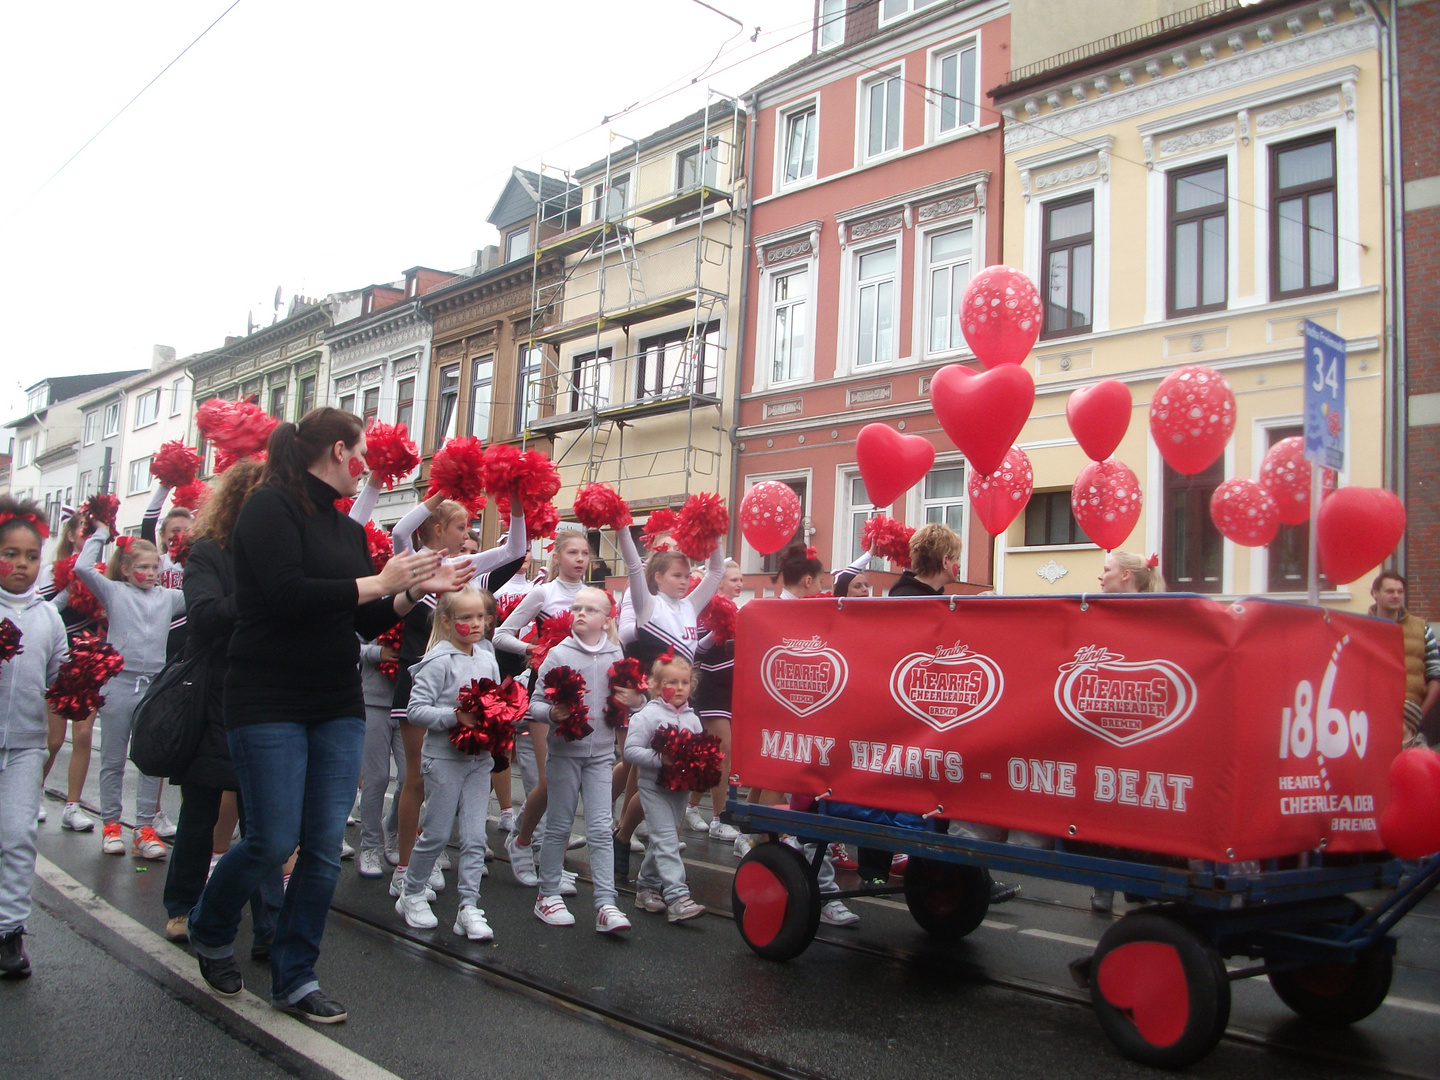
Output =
[{"x1": 731, "y1": 596, "x2": 1406, "y2": 863}]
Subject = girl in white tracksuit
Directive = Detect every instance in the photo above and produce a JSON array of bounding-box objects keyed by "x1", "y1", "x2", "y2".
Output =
[
  {"x1": 624, "y1": 654, "x2": 707, "y2": 923},
  {"x1": 73, "y1": 523, "x2": 186, "y2": 860},
  {"x1": 396, "y1": 585, "x2": 499, "y2": 941},
  {"x1": 527, "y1": 587, "x2": 642, "y2": 933}
]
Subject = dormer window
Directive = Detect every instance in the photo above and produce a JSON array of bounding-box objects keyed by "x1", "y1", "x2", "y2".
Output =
[{"x1": 506, "y1": 226, "x2": 531, "y2": 263}]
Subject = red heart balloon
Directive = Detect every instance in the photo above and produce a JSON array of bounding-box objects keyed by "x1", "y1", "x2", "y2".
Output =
[
  {"x1": 1066, "y1": 380, "x2": 1132, "y2": 462},
  {"x1": 1096, "y1": 941, "x2": 1190, "y2": 1049},
  {"x1": 855, "y1": 424, "x2": 936, "y2": 509},
  {"x1": 1209, "y1": 477, "x2": 1280, "y2": 547},
  {"x1": 1379, "y1": 748, "x2": 1440, "y2": 859},
  {"x1": 1316, "y1": 487, "x2": 1406, "y2": 585},
  {"x1": 967, "y1": 446, "x2": 1033, "y2": 536},
  {"x1": 930, "y1": 364, "x2": 1035, "y2": 477},
  {"x1": 734, "y1": 860, "x2": 790, "y2": 948},
  {"x1": 739, "y1": 481, "x2": 803, "y2": 556},
  {"x1": 1258, "y1": 436, "x2": 1338, "y2": 526},
  {"x1": 1148, "y1": 365, "x2": 1235, "y2": 475},
  {"x1": 1071, "y1": 458, "x2": 1142, "y2": 551},
  {"x1": 958, "y1": 265, "x2": 1043, "y2": 369}
]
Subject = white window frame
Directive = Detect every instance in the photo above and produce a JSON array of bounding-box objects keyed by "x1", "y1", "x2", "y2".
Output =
[
  {"x1": 77, "y1": 472, "x2": 91, "y2": 502},
  {"x1": 834, "y1": 466, "x2": 883, "y2": 568},
  {"x1": 778, "y1": 98, "x2": 819, "y2": 189},
  {"x1": 752, "y1": 248, "x2": 819, "y2": 392},
  {"x1": 133, "y1": 388, "x2": 160, "y2": 430},
  {"x1": 127, "y1": 456, "x2": 152, "y2": 496},
  {"x1": 907, "y1": 458, "x2": 969, "y2": 564},
  {"x1": 739, "y1": 469, "x2": 813, "y2": 575},
  {"x1": 102, "y1": 402, "x2": 121, "y2": 438},
  {"x1": 1145, "y1": 142, "x2": 1239, "y2": 324},
  {"x1": 818, "y1": 0, "x2": 845, "y2": 49},
  {"x1": 838, "y1": 239, "x2": 901, "y2": 377},
  {"x1": 83, "y1": 411, "x2": 99, "y2": 446},
  {"x1": 927, "y1": 35, "x2": 981, "y2": 144},
  {"x1": 857, "y1": 64, "x2": 905, "y2": 165},
  {"x1": 1022, "y1": 170, "x2": 1111, "y2": 338},
  {"x1": 169, "y1": 377, "x2": 185, "y2": 416},
  {"x1": 505, "y1": 226, "x2": 530, "y2": 264},
  {"x1": 565, "y1": 346, "x2": 613, "y2": 412},
  {"x1": 916, "y1": 217, "x2": 978, "y2": 363},
  {"x1": 16, "y1": 436, "x2": 32, "y2": 468},
  {"x1": 879, "y1": 0, "x2": 944, "y2": 28},
  {"x1": 768, "y1": 263, "x2": 812, "y2": 387},
  {"x1": 591, "y1": 172, "x2": 630, "y2": 224}
]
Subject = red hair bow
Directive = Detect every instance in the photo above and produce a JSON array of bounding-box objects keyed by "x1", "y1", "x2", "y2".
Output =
[
  {"x1": 115, "y1": 536, "x2": 134, "y2": 553},
  {"x1": 804, "y1": 546, "x2": 818, "y2": 560},
  {"x1": 0, "y1": 511, "x2": 49, "y2": 540},
  {"x1": 1146, "y1": 553, "x2": 1160, "y2": 569},
  {"x1": 656, "y1": 647, "x2": 676, "y2": 667}
]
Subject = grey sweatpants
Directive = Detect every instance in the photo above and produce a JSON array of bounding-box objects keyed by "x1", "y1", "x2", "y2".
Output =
[
  {"x1": 539, "y1": 754, "x2": 615, "y2": 907},
  {"x1": 359, "y1": 703, "x2": 404, "y2": 852},
  {"x1": 404, "y1": 754, "x2": 492, "y2": 907},
  {"x1": 99, "y1": 671, "x2": 161, "y2": 829},
  {"x1": 513, "y1": 731, "x2": 547, "y2": 836},
  {"x1": 635, "y1": 778, "x2": 691, "y2": 904},
  {"x1": 0, "y1": 747, "x2": 46, "y2": 934}
]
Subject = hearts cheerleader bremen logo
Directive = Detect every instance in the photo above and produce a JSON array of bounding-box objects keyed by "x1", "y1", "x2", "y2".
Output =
[
  {"x1": 761, "y1": 637, "x2": 848, "y2": 717},
  {"x1": 890, "y1": 643, "x2": 1004, "y2": 732},
  {"x1": 1054, "y1": 645, "x2": 1197, "y2": 747}
]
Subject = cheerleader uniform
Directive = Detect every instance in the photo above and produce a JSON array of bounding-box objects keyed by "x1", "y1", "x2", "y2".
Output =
[{"x1": 621, "y1": 538, "x2": 724, "y2": 669}]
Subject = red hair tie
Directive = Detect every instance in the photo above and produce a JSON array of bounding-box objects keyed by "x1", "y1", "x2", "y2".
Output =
[
  {"x1": 115, "y1": 536, "x2": 134, "y2": 553},
  {"x1": 656, "y1": 647, "x2": 675, "y2": 666},
  {"x1": 1146, "y1": 553, "x2": 1159, "y2": 569},
  {"x1": 804, "y1": 546, "x2": 818, "y2": 560},
  {"x1": 0, "y1": 510, "x2": 49, "y2": 540}
]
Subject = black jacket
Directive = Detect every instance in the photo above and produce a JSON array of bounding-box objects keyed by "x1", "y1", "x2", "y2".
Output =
[
  {"x1": 888, "y1": 571, "x2": 944, "y2": 597},
  {"x1": 225, "y1": 473, "x2": 402, "y2": 727},
  {"x1": 173, "y1": 537, "x2": 238, "y2": 789}
]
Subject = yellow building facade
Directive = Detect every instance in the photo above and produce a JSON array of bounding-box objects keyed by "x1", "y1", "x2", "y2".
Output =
[{"x1": 991, "y1": 1, "x2": 1388, "y2": 612}]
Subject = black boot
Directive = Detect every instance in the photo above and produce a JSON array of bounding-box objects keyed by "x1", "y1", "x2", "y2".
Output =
[
  {"x1": 0, "y1": 928, "x2": 31, "y2": 979},
  {"x1": 613, "y1": 832, "x2": 631, "y2": 880},
  {"x1": 197, "y1": 953, "x2": 243, "y2": 996}
]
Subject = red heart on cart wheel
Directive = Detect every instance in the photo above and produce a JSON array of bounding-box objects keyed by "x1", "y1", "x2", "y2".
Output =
[
  {"x1": 1096, "y1": 941, "x2": 1189, "y2": 1048},
  {"x1": 734, "y1": 861, "x2": 789, "y2": 948}
]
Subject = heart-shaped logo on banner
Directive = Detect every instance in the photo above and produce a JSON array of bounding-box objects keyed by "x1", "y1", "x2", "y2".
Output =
[
  {"x1": 1054, "y1": 646, "x2": 1197, "y2": 747},
  {"x1": 930, "y1": 364, "x2": 1035, "y2": 477},
  {"x1": 855, "y1": 424, "x2": 935, "y2": 509},
  {"x1": 761, "y1": 642, "x2": 848, "y2": 718},
  {"x1": 1066, "y1": 380, "x2": 1132, "y2": 462},
  {"x1": 889, "y1": 645, "x2": 1004, "y2": 732}
]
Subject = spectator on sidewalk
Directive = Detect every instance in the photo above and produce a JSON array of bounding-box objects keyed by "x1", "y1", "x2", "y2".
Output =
[{"x1": 1369, "y1": 571, "x2": 1440, "y2": 749}]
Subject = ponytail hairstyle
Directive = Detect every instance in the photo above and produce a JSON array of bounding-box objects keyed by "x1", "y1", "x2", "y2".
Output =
[
  {"x1": 772, "y1": 543, "x2": 823, "y2": 588},
  {"x1": 416, "y1": 499, "x2": 470, "y2": 551},
  {"x1": 262, "y1": 406, "x2": 364, "y2": 514},
  {"x1": 54, "y1": 510, "x2": 89, "y2": 562},
  {"x1": 0, "y1": 495, "x2": 49, "y2": 548},
  {"x1": 426, "y1": 584, "x2": 495, "y2": 653},
  {"x1": 547, "y1": 527, "x2": 590, "y2": 582},
  {"x1": 191, "y1": 458, "x2": 265, "y2": 549},
  {"x1": 1111, "y1": 550, "x2": 1166, "y2": 593},
  {"x1": 106, "y1": 537, "x2": 158, "y2": 581},
  {"x1": 644, "y1": 549, "x2": 690, "y2": 593}
]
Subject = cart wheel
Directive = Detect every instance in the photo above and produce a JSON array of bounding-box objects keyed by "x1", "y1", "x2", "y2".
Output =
[
  {"x1": 1270, "y1": 945, "x2": 1393, "y2": 1025},
  {"x1": 732, "y1": 841, "x2": 821, "y2": 961},
  {"x1": 902, "y1": 858, "x2": 990, "y2": 941},
  {"x1": 1090, "y1": 913, "x2": 1230, "y2": 1069}
]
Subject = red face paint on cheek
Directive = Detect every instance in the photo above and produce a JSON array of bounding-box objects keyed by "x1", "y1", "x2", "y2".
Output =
[
  {"x1": 455, "y1": 622, "x2": 473, "y2": 637},
  {"x1": 661, "y1": 686, "x2": 677, "y2": 702},
  {"x1": 348, "y1": 456, "x2": 365, "y2": 478},
  {"x1": 0, "y1": 561, "x2": 13, "y2": 578}
]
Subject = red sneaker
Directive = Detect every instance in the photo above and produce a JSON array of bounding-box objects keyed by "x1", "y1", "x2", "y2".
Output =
[
  {"x1": 890, "y1": 853, "x2": 909, "y2": 876},
  {"x1": 829, "y1": 843, "x2": 857, "y2": 869}
]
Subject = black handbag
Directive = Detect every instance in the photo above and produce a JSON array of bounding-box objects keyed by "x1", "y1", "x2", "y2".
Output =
[{"x1": 129, "y1": 653, "x2": 210, "y2": 778}]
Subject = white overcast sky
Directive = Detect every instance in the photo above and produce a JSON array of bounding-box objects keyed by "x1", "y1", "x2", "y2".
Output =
[{"x1": 0, "y1": 0, "x2": 813, "y2": 428}]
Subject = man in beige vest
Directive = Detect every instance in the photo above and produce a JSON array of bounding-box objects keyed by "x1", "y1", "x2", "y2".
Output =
[{"x1": 1369, "y1": 571, "x2": 1440, "y2": 749}]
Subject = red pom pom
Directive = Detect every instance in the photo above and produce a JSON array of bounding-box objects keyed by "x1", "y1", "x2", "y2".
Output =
[
  {"x1": 375, "y1": 621, "x2": 405, "y2": 681},
  {"x1": 496, "y1": 494, "x2": 560, "y2": 541},
  {"x1": 451, "y1": 676, "x2": 529, "y2": 757},
  {"x1": 333, "y1": 496, "x2": 354, "y2": 515},
  {"x1": 698, "y1": 594, "x2": 737, "y2": 644},
  {"x1": 524, "y1": 611, "x2": 573, "y2": 670},
  {"x1": 427, "y1": 437, "x2": 488, "y2": 515},
  {"x1": 860, "y1": 515, "x2": 914, "y2": 569},
  {"x1": 672, "y1": 492, "x2": 728, "y2": 562},
  {"x1": 543, "y1": 666, "x2": 592, "y2": 741},
  {"x1": 480, "y1": 446, "x2": 561, "y2": 502},
  {"x1": 641, "y1": 509, "x2": 679, "y2": 551},
  {"x1": 495, "y1": 592, "x2": 525, "y2": 626},
  {"x1": 652, "y1": 726, "x2": 724, "y2": 792},
  {"x1": 602, "y1": 657, "x2": 648, "y2": 729},
  {"x1": 167, "y1": 533, "x2": 192, "y2": 567},
  {"x1": 0, "y1": 618, "x2": 23, "y2": 667},
  {"x1": 149, "y1": 441, "x2": 202, "y2": 489},
  {"x1": 45, "y1": 632, "x2": 124, "y2": 720},
  {"x1": 572, "y1": 484, "x2": 633, "y2": 530},
  {"x1": 52, "y1": 555, "x2": 107, "y2": 624},
  {"x1": 365, "y1": 521, "x2": 393, "y2": 572},
  {"x1": 171, "y1": 479, "x2": 210, "y2": 511},
  {"x1": 363, "y1": 421, "x2": 421, "y2": 490},
  {"x1": 196, "y1": 397, "x2": 276, "y2": 471},
  {"x1": 83, "y1": 493, "x2": 121, "y2": 531}
]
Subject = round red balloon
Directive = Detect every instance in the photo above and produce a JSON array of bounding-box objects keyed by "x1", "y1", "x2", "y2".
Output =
[
  {"x1": 855, "y1": 424, "x2": 935, "y2": 509},
  {"x1": 1209, "y1": 478, "x2": 1280, "y2": 547},
  {"x1": 1316, "y1": 486, "x2": 1407, "y2": 585},
  {"x1": 1071, "y1": 459, "x2": 1142, "y2": 552},
  {"x1": 1380, "y1": 748, "x2": 1440, "y2": 859},
  {"x1": 930, "y1": 363, "x2": 1036, "y2": 477},
  {"x1": 1066, "y1": 380, "x2": 1132, "y2": 462},
  {"x1": 1148, "y1": 365, "x2": 1235, "y2": 475},
  {"x1": 958, "y1": 265, "x2": 1043, "y2": 369},
  {"x1": 968, "y1": 446, "x2": 1033, "y2": 536},
  {"x1": 739, "y1": 481, "x2": 802, "y2": 556},
  {"x1": 1258, "y1": 436, "x2": 1338, "y2": 526}
]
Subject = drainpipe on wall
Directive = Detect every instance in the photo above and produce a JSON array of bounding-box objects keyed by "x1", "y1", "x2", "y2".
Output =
[{"x1": 726, "y1": 94, "x2": 759, "y2": 559}]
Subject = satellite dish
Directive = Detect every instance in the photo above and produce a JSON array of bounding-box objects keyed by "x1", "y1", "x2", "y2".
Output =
[{"x1": 274, "y1": 285, "x2": 284, "y2": 313}]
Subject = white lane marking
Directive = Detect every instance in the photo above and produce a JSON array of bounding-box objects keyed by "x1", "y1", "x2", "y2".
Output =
[
  {"x1": 34, "y1": 856, "x2": 404, "y2": 1080},
  {"x1": 981, "y1": 919, "x2": 1017, "y2": 931},
  {"x1": 1019, "y1": 928, "x2": 1101, "y2": 948},
  {"x1": 1385, "y1": 996, "x2": 1440, "y2": 1017}
]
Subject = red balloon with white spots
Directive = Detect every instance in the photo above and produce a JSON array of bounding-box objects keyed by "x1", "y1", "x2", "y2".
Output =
[
  {"x1": 1258, "y1": 436, "x2": 1337, "y2": 526},
  {"x1": 1209, "y1": 477, "x2": 1280, "y2": 547},
  {"x1": 1148, "y1": 365, "x2": 1235, "y2": 475},
  {"x1": 739, "y1": 481, "x2": 803, "y2": 556},
  {"x1": 1071, "y1": 459, "x2": 1142, "y2": 552},
  {"x1": 967, "y1": 446, "x2": 1033, "y2": 536},
  {"x1": 958, "y1": 265, "x2": 1043, "y2": 369}
]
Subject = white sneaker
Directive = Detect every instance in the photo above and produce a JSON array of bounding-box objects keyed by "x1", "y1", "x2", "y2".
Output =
[
  {"x1": 667, "y1": 896, "x2": 706, "y2": 923},
  {"x1": 389, "y1": 868, "x2": 435, "y2": 901},
  {"x1": 231, "y1": 823, "x2": 241, "y2": 845},
  {"x1": 383, "y1": 832, "x2": 400, "y2": 865},
  {"x1": 358, "y1": 849, "x2": 384, "y2": 878},
  {"x1": 37, "y1": 803, "x2": 47, "y2": 823},
  {"x1": 559, "y1": 869, "x2": 578, "y2": 897},
  {"x1": 821, "y1": 899, "x2": 860, "y2": 927},
  {"x1": 534, "y1": 895, "x2": 574, "y2": 926},
  {"x1": 396, "y1": 891, "x2": 437, "y2": 929},
  {"x1": 152, "y1": 809, "x2": 177, "y2": 839},
  {"x1": 780, "y1": 834, "x2": 802, "y2": 851},
  {"x1": 709, "y1": 819, "x2": 740, "y2": 842},
  {"x1": 132, "y1": 826, "x2": 168, "y2": 860},
  {"x1": 566, "y1": 834, "x2": 586, "y2": 851},
  {"x1": 428, "y1": 863, "x2": 445, "y2": 891},
  {"x1": 733, "y1": 834, "x2": 754, "y2": 859},
  {"x1": 497, "y1": 808, "x2": 516, "y2": 833},
  {"x1": 634, "y1": 887, "x2": 666, "y2": 913},
  {"x1": 340, "y1": 838, "x2": 355, "y2": 860},
  {"x1": 480, "y1": 861, "x2": 489, "y2": 880},
  {"x1": 596, "y1": 904, "x2": 632, "y2": 933},
  {"x1": 61, "y1": 803, "x2": 95, "y2": 832},
  {"x1": 484, "y1": 843, "x2": 494, "y2": 861},
  {"x1": 435, "y1": 849, "x2": 452, "y2": 871},
  {"x1": 507, "y1": 834, "x2": 538, "y2": 886},
  {"x1": 683, "y1": 807, "x2": 708, "y2": 833},
  {"x1": 454, "y1": 905, "x2": 493, "y2": 941},
  {"x1": 679, "y1": 840, "x2": 686, "y2": 853},
  {"x1": 630, "y1": 835, "x2": 646, "y2": 854},
  {"x1": 347, "y1": 800, "x2": 360, "y2": 826},
  {"x1": 207, "y1": 851, "x2": 222, "y2": 881}
]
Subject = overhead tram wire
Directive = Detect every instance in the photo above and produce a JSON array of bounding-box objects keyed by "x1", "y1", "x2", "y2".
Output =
[{"x1": 1, "y1": 0, "x2": 244, "y2": 232}]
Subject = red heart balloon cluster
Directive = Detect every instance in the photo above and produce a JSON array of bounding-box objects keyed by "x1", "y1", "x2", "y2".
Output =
[
  {"x1": 1316, "y1": 487, "x2": 1406, "y2": 585},
  {"x1": 1379, "y1": 748, "x2": 1440, "y2": 859},
  {"x1": 930, "y1": 363, "x2": 1036, "y2": 477},
  {"x1": 1071, "y1": 459, "x2": 1142, "y2": 552},
  {"x1": 1258, "y1": 436, "x2": 1337, "y2": 525},
  {"x1": 967, "y1": 446, "x2": 1033, "y2": 536},
  {"x1": 855, "y1": 424, "x2": 935, "y2": 509},
  {"x1": 739, "y1": 481, "x2": 802, "y2": 556},
  {"x1": 958, "y1": 265, "x2": 1043, "y2": 369},
  {"x1": 1209, "y1": 478, "x2": 1280, "y2": 547},
  {"x1": 1149, "y1": 365, "x2": 1235, "y2": 475},
  {"x1": 1066, "y1": 380, "x2": 1132, "y2": 462}
]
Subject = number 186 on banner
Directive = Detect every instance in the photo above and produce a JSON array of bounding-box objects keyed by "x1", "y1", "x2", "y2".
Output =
[{"x1": 1303, "y1": 319, "x2": 1346, "y2": 471}]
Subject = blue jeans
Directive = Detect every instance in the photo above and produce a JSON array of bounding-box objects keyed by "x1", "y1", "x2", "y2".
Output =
[{"x1": 188, "y1": 718, "x2": 363, "y2": 1005}]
